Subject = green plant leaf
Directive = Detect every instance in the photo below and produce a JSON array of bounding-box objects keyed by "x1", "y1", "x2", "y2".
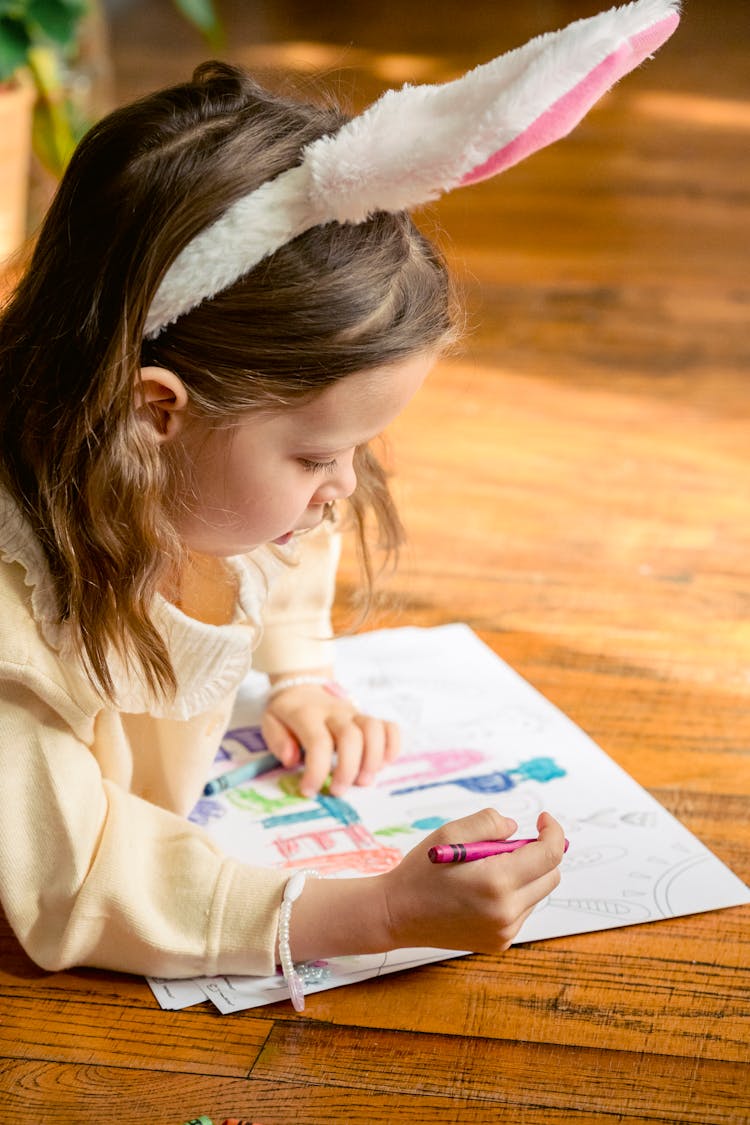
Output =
[
  {"x1": 0, "y1": 16, "x2": 30, "y2": 80},
  {"x1": 171, "y1": 0, "x2": 223, "y2": 50},
  {"x1": 27, "y1": 0, "x2": 88, "y2": 47},
  {"x1": 31, "y1": 93, "x2": 78, "y2": 175},
  {"x1": 0, "y1": 4, "x2": 29, "y2": 20}
]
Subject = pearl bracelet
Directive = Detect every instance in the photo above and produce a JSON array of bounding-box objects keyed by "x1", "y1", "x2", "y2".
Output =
[
  {"x1": 278, "y1": 868, "x2": 320, "y2": 1012},
  {"x1": 267, "y1": 675, "x2": 350, "y2": 701}
]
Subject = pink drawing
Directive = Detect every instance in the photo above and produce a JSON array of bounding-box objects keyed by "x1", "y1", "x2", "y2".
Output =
[
  {"x1": 273, "y1": 822, "x2": 373, "y2": 861},
  {"x1": 376, "y1": 748, "x2": 487, "y2": 788},
  {"x1": 282, "y1": 846, "x2": 402, "y2": 875}
]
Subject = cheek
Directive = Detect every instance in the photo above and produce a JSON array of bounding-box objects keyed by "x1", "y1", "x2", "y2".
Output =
[{"x1": 221, "y1": 459, "x2": 314, "y2": 526}]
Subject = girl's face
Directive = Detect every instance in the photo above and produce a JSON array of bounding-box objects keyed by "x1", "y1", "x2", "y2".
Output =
[{"x1": 172, "y1": 351, "x2": 433, "y2": 557}]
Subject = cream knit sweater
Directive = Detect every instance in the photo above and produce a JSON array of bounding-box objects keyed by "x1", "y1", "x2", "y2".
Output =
[{"x1": 0, "y1": 487, "x2": 340, "y2": 978}]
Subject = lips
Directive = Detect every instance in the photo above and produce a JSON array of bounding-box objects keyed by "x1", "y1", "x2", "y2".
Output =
[{"x1": 272, "y1": 513, "x2": 326, "y2": 546}]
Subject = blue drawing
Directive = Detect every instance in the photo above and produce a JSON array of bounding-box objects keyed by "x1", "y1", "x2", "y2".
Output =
[
  {"x1": 188, "y1": 796, "x2": 226, "y2": 827},
  {"x1": 262, "y1": 793, "x2": 360, "y2": 830},
  {"x1": 221, "y1": 725, "x2": 268, "y2": 756},
  {"x1": 391, "y1": 756, "x2": 565, "y2": 796},
  {"x1": 375, "y1": 815, "x2": 450, "y2": 838},
  {"x1": 412, "y1": 815, "x2": 449, "y2": 830}
]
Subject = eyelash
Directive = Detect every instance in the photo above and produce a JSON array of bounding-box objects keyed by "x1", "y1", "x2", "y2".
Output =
[{"x1": 300, "y1": 458, "x2": 338, "y2": 475}]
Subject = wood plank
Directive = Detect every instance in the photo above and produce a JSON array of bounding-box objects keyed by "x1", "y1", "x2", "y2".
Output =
[
  {"x1": 0, "y1": 1048, "x2": 745, "y2": 1125},
  {"x1": 254, "y1": 1020, "x2": 749, "y2": 1124},
  {"x1": 2, "y1": 906, "x2": 747, "y2": 1062},
  {"x1": 0, "y1": 994, "x2": 271, "y2": 1077},
  {"x1": 274, "y1": 938, "x2": 748, "y2": 1062}
]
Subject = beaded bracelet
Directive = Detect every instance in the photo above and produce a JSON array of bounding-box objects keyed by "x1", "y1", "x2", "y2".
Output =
[
  {"x1": 278, "y1": 868, "x2": 320, "y2": 1012},
  {"x1": 267, "y1": 675, "x2": 350, "y2": 701}
]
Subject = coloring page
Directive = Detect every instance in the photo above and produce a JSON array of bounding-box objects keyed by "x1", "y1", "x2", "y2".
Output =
[{"x1": 148, "y1": 624, "x2": 749, "y2": 1012}]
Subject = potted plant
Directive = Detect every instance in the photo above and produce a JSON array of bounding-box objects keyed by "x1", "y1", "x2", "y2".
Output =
[{"x1": 0, "y1": 0, "x2": 222, "y2": 263}]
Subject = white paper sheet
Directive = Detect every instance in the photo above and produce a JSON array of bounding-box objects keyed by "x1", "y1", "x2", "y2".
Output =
[{"x1": 147, "y1": 624, "x2": 749, "y2": 1013}]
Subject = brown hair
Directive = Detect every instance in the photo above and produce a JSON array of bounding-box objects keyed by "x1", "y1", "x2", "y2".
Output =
[{"x1": 0, "y1": 61, "x2": 457, "y2": 702}]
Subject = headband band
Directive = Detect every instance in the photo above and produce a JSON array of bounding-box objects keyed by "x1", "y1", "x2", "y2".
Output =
[{"x1": 144, "y1": 0, "x2": 680, "y2": 339}]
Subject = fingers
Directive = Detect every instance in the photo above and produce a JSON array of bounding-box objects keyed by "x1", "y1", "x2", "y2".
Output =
[
  {"x1": 263, "y1": 690, "x2": 401, "y2": 797},
  {"x1": 327, "y1": 720, "x2": 364, "y2": 795},
  {"x1": 503, "y1": 811, "x2": 566, "y2": 884},
  {"x1": 260, "y1": 709, "x2": 301, "y2": 768},
  {"x1": 426, "y1": 806, "x2": 519, "y2": 849},
  {"x1": 482, "y1": 811, "x2": 566, "y2": 946},
  {"x1": 338, "y1": 716, "x2": 399, "y2": 788},
  {"x1": 304, "y1": 714, "x2": 399, "y2": 796},
  {"x1": 295, "y1": 724, "x2": 336, "y2": 798}
]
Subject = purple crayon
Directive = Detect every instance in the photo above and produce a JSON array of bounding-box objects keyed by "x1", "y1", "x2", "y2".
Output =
[{"x1": 428, "y1": 837, "x2": 570, "y2": 864}]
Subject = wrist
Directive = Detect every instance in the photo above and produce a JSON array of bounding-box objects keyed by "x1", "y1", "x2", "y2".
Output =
[
  {"x1": 267, "y1": 674, "x2": 349, "y2": 701},
  {"x1": 284, "y1": 873, "x2": 394, "y2": 963}
]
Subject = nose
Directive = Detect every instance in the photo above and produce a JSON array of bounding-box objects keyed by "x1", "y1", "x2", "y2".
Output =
[{"x1": 313, "y1": 453, "x2": 357, "y2": 503}]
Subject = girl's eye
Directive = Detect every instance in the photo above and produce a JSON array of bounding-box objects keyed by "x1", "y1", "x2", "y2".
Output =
[{"x1": 299, "y1": 458, "x2": 338, "y2": 475}]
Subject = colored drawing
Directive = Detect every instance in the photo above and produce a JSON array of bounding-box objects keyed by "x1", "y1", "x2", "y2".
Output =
[
  {"x1": 221, "y1": 725, "x2": 269, "y2": 756},
  {"x1": 282, "y1": 844, "x2": 403, "y2": 875},
  {"x1": 375, "y1": 815, "x2": 450, "y2": 838},
  {"x1": 262, "y1": 793, "x2": 360, "y2": 829},
  {"x1": 188, "y1": 797, "x2": 226, "y2": 828},
  {"x1": 391, "y1": 756, "x2": 565, "y2": 796},
  {"x1": 376, "y1": 748, "x2": 488, "y2": 788},
  {"x1": 227, "y1": 777, "x2": 305, "y2": 814}
]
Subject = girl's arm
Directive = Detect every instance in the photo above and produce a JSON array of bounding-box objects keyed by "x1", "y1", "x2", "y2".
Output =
[{"x1": 0, "y1": 681, "x2": 288, "y2": 977}]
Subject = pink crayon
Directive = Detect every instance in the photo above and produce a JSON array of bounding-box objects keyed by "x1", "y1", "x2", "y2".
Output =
[{"x1": 428, "y1": 837, "x2": 570, "y2": 864}]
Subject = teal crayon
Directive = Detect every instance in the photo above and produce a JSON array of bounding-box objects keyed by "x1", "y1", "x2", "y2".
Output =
[
  {"x1": 203, "y1": 752, "x2": 279, "y2": 795},
  {"x1": 181, "y1": 1117, "x2": 213, "y2": 1125}
]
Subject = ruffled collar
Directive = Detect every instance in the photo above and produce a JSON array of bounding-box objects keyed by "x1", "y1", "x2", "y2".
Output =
[{"x1": 0, "y1": 485, "x2": 289, "y2": 719}]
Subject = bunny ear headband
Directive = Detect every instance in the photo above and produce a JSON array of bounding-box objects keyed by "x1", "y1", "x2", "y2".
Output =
[{"x1": 144, "y1": 0, "x2": 680, "y2": 339}]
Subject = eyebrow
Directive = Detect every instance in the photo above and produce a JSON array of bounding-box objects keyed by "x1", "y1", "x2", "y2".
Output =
[{"x1": 294, "y1": 433, "x2": 379, "y2": 455}]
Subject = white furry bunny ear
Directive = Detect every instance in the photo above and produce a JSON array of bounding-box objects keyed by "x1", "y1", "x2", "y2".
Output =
[
  {"x1": 145, "y1": 0, "x2": 680, "y2": 338},
  {"x1": 306, "y1": 0, "x2": 681, "y2": 221}
]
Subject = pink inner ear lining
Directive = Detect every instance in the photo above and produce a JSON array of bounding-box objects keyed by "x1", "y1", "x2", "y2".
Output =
[{"x1": 460, "y1": 11, "x2": 680, "y2": 187}]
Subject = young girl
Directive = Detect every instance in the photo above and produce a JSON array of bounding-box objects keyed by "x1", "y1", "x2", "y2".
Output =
[
  {"x1": 0, "y1": 0, "x2": 677, "y2": 998},
  {"x1": 0, "y1": 60, "x2": 563, "y2": 988}
]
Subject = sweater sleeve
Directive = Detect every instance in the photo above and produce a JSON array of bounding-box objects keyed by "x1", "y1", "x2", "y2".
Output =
[
  {"x1": 252, "y1": 517, "x2": 342, "y2": 674},
  {"x1": 0, "y1": 679, "x2": 288, "y2": 978}
]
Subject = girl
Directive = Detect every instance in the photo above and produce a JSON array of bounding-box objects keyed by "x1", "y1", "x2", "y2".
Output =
[
  {"x1": 0, "y1": 61, "x2": 564, "y2": 989},
  {"x1": 4, "y1": 0, "x2": 681, "y2": 993}
]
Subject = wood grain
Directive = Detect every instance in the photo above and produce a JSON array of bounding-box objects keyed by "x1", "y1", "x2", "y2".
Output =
[{"x1": 1, "y1": 1, "x2": 748, "y2": 1123}]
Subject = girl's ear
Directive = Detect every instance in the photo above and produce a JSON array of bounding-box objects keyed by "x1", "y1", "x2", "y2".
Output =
[{"x1": 136, "y1": 366, "x2": 189, "y2": 442}]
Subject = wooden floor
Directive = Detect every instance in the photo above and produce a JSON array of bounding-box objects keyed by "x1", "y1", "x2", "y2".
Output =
[{"x1": 2, "y1": 1, "x2": 749, "y2": 1122}]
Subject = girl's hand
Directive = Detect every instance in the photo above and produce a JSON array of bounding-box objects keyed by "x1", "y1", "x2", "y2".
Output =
[
  {"x1": 285, "y1": 808, "x2": 566, "y2": 964},
  {"x1": 380, "y1": 808, "x2": 565, "y2": 954},
  {"x1": 261, "y1": 679, "x2": 400, "y2": 798}
]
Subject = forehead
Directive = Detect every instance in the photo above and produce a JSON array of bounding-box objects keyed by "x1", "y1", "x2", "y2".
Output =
[{"x1": 282, "y1": 352, "x2": 432, "y2": 450}]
